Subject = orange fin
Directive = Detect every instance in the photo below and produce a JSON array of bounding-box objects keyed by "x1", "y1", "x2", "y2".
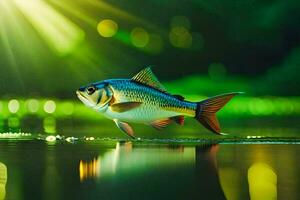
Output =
[
  {"x1": 110, "y1": 102, "x2": 142, "y2": 113},
  {"x1": 171, "y1": 115, "x2": 185, "y2": 125},
  {"x1": 114, "y1": 119, "x2": 135, "y2": 138},
  {"x1": 195, "y1": 92, "x2": 241, "y2": 134},
  {"x1": 150, "y1": 118, "x2": 172, "y2": 130}
]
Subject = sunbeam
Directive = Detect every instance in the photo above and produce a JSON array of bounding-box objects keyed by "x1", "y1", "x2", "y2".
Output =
[
  {"x1": 13, "y1": 0, "x2": 85, "y2": 56},
  {"x1": 0, "y1": 0, "x2": 25, "y2": 92},
  {"x1": 48, "y1": 0, "x2": 98, "y2": 27}
]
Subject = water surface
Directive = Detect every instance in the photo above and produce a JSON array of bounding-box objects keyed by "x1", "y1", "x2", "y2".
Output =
[{"x1": 0, "y1": 140, "x2": 299, "y2": 200}]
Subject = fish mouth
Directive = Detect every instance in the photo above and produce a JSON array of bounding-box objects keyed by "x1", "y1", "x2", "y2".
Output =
[
  {"x1": 76, "y1": 90, "x2": 83, "y2": 97},
  {"x1": 76, "y1": 90, "x2": 106, "y2": 109},
  {"x1": 76, "y1": 90, "x2": 93, "y2": 107},
  {"x1": 76, "y1": 90, "x2": 86, "y2": 100}
]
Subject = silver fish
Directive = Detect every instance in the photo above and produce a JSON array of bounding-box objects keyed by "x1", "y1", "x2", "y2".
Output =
[{"x1": 76, "y1": 67, "x2": 241, "y2": 138}]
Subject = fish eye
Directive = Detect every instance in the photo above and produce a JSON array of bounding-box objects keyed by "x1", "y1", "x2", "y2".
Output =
[{"x1": 86, "y1": 86, "x2": 96, "y2": 95}]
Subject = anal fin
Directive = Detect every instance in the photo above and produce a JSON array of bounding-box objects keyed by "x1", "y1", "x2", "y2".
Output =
[
  {"x1": 150, "y1": 118, "x2": 172, "y2": 130},
  {"x1": 171, "y1": 115, "x2": 185, "y2": 125},
  {"x1": 114, "y1": 119, "x2": 135, "y2": 138}
]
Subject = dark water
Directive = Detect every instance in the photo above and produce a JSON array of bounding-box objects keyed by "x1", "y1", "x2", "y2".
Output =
[{"x1": 0, "y1": 140, "x2": 299, "y2": 200}]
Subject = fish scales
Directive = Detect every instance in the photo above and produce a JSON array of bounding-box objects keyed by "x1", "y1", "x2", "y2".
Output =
[{"x1": 105, "y1": 79, "x2": 196, "y2": 122}]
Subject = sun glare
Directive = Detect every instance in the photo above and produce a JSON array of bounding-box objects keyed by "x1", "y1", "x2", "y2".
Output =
[{"x1": 13, "y1": 0, "x2": 85, "y2": 56}]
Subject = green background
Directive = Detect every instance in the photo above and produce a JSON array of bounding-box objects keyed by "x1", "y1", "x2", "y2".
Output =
[{"x1": 0, "y1": 0, "x2": 299, "y2": 138}]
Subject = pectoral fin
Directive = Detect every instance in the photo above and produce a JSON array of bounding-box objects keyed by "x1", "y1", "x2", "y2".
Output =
[
  {"x1": 150, "y1": 118, "x2": 172, "y2": 130},
  {"x1": 110, "y1": 102, "x2": 142, "y2": 113},
  {"x1": 114, "y1": 119, "x2": 135, "y2": 138}
]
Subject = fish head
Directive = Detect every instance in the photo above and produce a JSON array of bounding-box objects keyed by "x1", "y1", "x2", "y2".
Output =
[{"x1": 76, "y1": 81, "x2": 113, "y2": 110}]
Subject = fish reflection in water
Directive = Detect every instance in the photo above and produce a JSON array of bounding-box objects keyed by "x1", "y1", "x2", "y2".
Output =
[
  {"x1": 79, "y1": 158, "x2": 100, "y2": 182},
  {"x1": 79, "y1": 142, "x2": 195, "y2": 180},
  {"x1": 79, "y1": 143, "x2": 280, "y2": 200},
  {"x1": 79, "y1": 142, "x2": 228, "y2": 199}
]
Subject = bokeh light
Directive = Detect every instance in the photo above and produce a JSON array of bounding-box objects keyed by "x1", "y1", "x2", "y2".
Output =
[
  {"x1": 130, "y1": 27, "x2": 149, "y2": 48},
  {"x1": 8, "y1": 99, "x2": 20, "y2": 113},
  {"x1": 61, "y1": 102, "x2": 74, "y2": 115},
  {"x1": 169, "y1": 26, "x2": 192, "y2": 48},
  {"x1": 97, "y1": 19, "x2": 118, "y2": 38},
  {"x1": 26, "y1": 99, "x2": 39, "y2": 113},
  {"x1": 45, "y1": 135, "x2": 56, "y2": 142},
  {"x1": 44, "y1": 100, "x2": 56, "y2": 114},
  {"x1": 169, "y1": 15, "x2": 193, "y2": 49}
]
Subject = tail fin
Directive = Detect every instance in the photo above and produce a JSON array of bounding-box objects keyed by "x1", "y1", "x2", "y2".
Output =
[{"x1": 195, "y1": 92, "x2": 242, "y2": 135}]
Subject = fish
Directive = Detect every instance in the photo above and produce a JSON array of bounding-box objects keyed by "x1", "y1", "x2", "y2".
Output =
[{"x1": 76, "y1": 67, "x2": 241, "y2": 138}]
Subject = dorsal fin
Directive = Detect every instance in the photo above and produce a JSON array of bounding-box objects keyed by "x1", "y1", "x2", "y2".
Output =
[{"x1": 131, "y1": 67, "x2": 167, "y2": 92}]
